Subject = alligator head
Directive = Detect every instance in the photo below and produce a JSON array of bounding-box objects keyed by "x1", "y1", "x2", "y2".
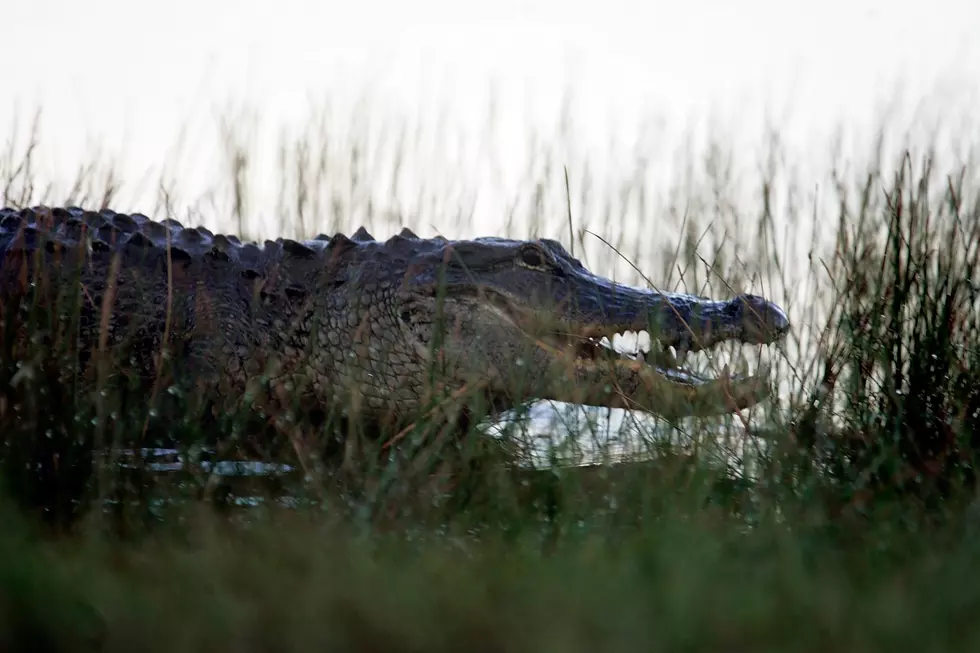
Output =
[{"x1": 392, "y1": 234, "x2": 789, "y2": 419}]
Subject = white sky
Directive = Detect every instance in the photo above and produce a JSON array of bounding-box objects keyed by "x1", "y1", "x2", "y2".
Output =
[{"x1": 4, "y1": 0, "x2": 980, "y2": 232}]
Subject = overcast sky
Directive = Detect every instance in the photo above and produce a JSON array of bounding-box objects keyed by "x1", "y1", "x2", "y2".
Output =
[{"x1": 4, "y1": 0, "x2": 979, "y2": 232}]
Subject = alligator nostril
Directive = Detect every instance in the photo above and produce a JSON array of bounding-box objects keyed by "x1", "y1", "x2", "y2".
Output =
[
  {"x1": 737, "y1": 295, "x2": 790, "y2": 342},
  {"x1": 766, "y1": 303, "x2": 791, "y2": 335},
  {"x1": 774, "y1": 312, "x2": 790, "y2": 334}
]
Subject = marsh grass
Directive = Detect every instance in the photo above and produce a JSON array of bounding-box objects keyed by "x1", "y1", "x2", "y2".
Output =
[{"x1": 2, "y1": 96, "x2": 980, "y2": 650}]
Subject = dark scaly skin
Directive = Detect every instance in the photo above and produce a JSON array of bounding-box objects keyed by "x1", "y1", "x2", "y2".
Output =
[{"x1": 0, "y1": 205, "x2": 790, "y2": 436}]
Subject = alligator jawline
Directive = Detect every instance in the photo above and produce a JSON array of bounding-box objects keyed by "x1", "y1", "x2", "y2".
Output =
[
  {"x1": 537, "y1": 330, "x2": 732, "y2": 388},
  {"x1": 500, "y1": 309, "x2": 756, "y2": 389}
]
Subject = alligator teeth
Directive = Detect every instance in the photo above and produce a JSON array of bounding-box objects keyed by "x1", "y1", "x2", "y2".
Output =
[
  {"x1": 599, "y1": 330, "x2": 654, "y2": 358},
  {"x1": 637, "y1": 330, "x2": 652, "y2": 353},
  {"x1": 558, "y1": 322, "x2": 776, "y2": 389},
  {"x1": 593, "y1": 329, "x2": 693, "y2": 369},
  {"x1": 561, "y1": 325, "x2": 773, "y2": 386},
  {"x1": 674, "y1": 344, "x2": 688, "y2": 366}
]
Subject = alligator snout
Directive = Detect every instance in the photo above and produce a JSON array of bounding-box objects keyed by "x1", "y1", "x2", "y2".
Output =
[
  {"x1": 661, "y1": 293, "x2": 789, "y2": 353},
  {"x1": 729, "y1": 293, "x2": 791, "y2": 344}
]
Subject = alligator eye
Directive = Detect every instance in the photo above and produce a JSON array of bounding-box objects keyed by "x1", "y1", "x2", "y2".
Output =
[{"x1": 518, "y1": 246, "x2": 547, "y2": 269}]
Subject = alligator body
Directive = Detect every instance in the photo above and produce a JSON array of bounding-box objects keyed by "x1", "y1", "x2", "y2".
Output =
[{"x1": 0, "y1": 206, "x2": 789, "y2": 438}]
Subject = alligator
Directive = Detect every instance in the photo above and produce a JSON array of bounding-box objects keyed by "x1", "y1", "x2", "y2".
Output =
[{"x1": 0, "y1": 205, "x2": 790, "y2": 444}]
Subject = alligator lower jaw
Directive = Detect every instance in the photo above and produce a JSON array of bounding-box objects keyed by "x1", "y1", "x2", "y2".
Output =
[{"x1": 534, "y1": 328, "x2": 775, "y2": 417}]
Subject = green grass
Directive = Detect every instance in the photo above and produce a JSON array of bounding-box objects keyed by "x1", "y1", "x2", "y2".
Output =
[
  {"x1": 4, "y1": 496, "x2": 980, "y2": 653},
  {"x1": 1, "y1": 95, "x2": 980, "y2": 651}
]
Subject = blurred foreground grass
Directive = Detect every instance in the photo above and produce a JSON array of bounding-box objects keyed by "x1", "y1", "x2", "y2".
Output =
[
  {"x1": 4, "y1": 494, "x2": 980, "y2": 653},
  {"x1": 1, "y1": 97, "x2": 980, "y2": 651}
]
